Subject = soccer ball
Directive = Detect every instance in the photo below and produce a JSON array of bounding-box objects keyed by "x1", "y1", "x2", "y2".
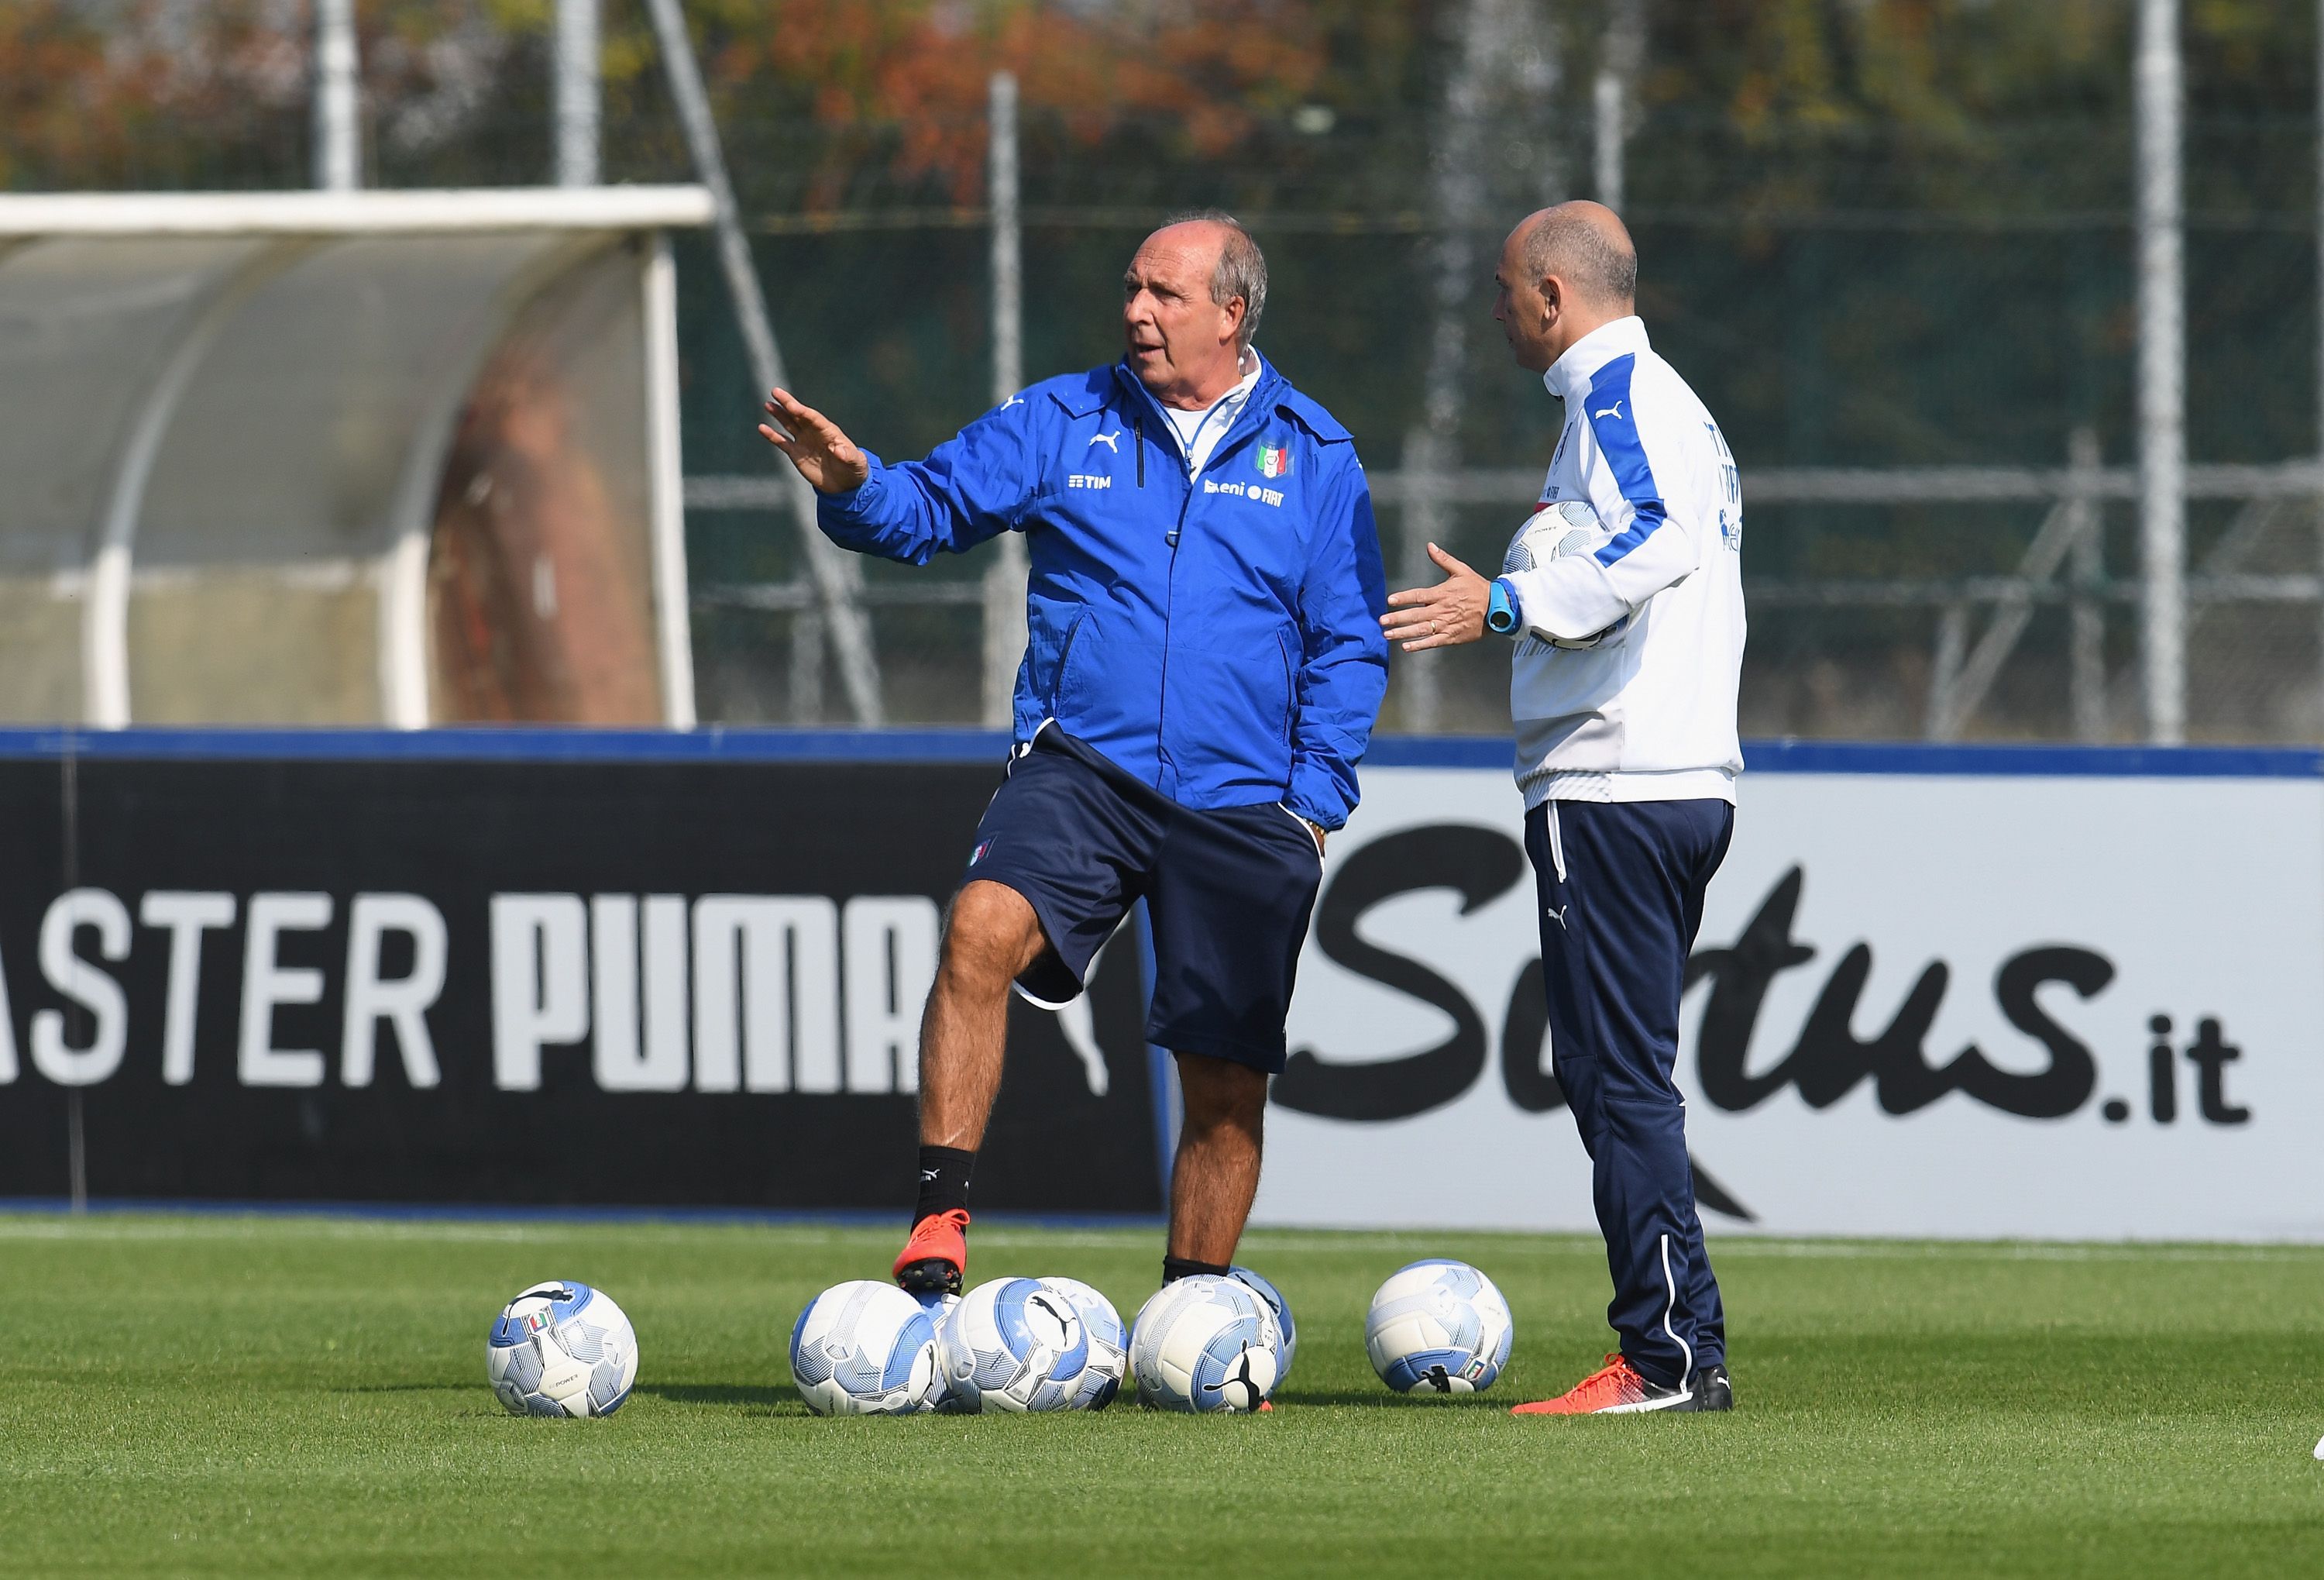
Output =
[
  {"x1": 1040, "y1": 1277, "x2": 1128, "y2": 1410},
  {"x1": 1365, "y1": 1258, "x2": 1514, "y2": 1395},
  {"x1": 789, "y1": 1280, "x2": 945, "y2": 1416},
  {"x1": 1501, "y1": 497, "x2": 1633, "y2": 650},
  {"x1": 486, "y1": 1280, "x2": 638, "y2": 1418},
  {"x1": 1129, "y1": 1275, "x2": 1280, "y2": 1413},
  {"x1": 938, "y1": 1277, "x2": 1090, "y2": 1413},
  {"x1": 1227, "y1": 1265, "x2": 1297, "y2": 1384}
]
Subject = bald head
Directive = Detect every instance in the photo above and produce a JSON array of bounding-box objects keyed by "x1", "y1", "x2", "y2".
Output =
[
  {"x1": 1517, "y1": 202, "x2": 1637, "y2": 310},
  {"x1": 1493, "y1": 201, "x2": 1638, "y2": 374}
]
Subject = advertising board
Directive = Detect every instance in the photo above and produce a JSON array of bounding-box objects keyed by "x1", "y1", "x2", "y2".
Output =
[
  {"x1": 1259, "y1": 743, "x2": 2324, "y2": 1241},
  {"x1": 5, "y1": 731, "x2": 2313, "y2": 1241},
  {"x1": 0, "y1": 734, "x2": 1160, "y2": 1215}
]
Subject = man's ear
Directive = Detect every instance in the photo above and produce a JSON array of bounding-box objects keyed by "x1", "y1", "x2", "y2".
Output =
[
  {"x1": 1538, "y1": 274, "x2": 1563, "y2": 325},
  {"x1": 1222, "y1": 295, "x2": 1246, "y2": 346}
]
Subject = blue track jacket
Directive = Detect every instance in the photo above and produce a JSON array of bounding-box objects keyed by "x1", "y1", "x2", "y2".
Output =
[{"x1": 816, "y1": 360, "x2": 1390, "y2": 829}]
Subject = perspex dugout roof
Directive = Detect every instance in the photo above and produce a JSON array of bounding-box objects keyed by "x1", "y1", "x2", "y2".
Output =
[{"x1": 0, "y1": 185, "x2": 714, "y2": 728}]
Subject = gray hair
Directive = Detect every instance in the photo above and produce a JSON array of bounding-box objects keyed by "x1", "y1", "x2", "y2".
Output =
[
  {"x1": 1161, "y1": 208, "x2": 1267, "y2": 351},
  {"x1": 1521, "y1": 207, "x2": 1638, "y2": 307}
]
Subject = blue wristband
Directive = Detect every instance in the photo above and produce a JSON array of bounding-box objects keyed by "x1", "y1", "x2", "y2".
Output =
[{"x1": 1486, "y1": 578, "x2": 1521, "y2": 635}]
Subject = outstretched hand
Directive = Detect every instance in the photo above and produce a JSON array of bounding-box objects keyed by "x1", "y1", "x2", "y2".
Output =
[
  {"x1": 1380, "y1": 542, "x2": 1491, "y2": 652},
  {"x1": 759, "y1": 388, "x2": 870, "y2": 495}
]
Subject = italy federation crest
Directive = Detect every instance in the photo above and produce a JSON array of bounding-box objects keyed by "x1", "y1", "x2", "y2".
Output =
[{"x1": 1256, "y1": 441, "x2": 1291, "y2": 480}]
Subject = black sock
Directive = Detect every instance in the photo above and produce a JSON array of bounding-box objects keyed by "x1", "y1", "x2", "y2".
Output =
[
  {"x1": 913, "y1": 1146, "x2": 975, "y2": 1223},
  {"x1": 1162, "y1": 1255, "x2": 1231, "y2": 1284}
]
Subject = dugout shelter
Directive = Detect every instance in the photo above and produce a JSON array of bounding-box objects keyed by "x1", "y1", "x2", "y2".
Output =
[{"x1": 0, "y1": 186, "x2": 711, "y2": 729}]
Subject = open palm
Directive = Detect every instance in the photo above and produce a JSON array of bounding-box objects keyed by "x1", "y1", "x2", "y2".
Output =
[{"x1": 759, "y1": 388, "x2": 870, "y2": 494}]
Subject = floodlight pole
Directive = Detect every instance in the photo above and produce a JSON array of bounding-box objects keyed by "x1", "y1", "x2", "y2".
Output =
[
  {"x1": 641, "y1": 0, "x2": 885, "y2": 725},
  {"x1": 2134, "y1": 0, "x2": 2186, "y2": 745},
  {"x1": 1593, "y1": 0, "x2": 1645, "y2": 210},
  {"x1": 313, "y1": 0, "x2": 362, "y2": 191},
  {"x1": 982, "y1": 71, "x2": 1030, "y2": 728},
  {"x1": 554, "y1": 0, "x2": 602, "y2": 188}
]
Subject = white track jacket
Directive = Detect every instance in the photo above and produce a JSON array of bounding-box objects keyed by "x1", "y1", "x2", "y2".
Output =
[{"x1": 1494, "y1": 315, "x2": 1745, "y2": 808}]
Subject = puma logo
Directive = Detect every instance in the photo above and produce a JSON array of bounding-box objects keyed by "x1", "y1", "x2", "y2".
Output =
[
  {"x1": 919, "y1": 1169, "x2": 940, "y2": 1182},
  {"x1": 1545, "y1": 905, "x2": 1569, "y2": 931},
  {"x1": 1202, "y1": 1342, "x2": 1266, "y2": 1410},
  {"x1": 1087, "y1": 430, "x2": 1122, "y2": 452},
  {"x1": 1593, "y1": 401, "x2": 1624, "y2": 421}
]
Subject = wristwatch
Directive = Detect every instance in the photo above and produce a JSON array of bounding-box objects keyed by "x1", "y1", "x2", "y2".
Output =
[{"x1": 1486, "y1": 578, "x2": 1521, "y2": 636}]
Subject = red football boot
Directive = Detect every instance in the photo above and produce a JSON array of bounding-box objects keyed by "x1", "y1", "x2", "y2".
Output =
[
  {"x1": 892, "y1": 1208, "x2": 970, "y2": 1295},
  {"x1": 1510, "y1": 1353, "x2": 1705, "y2": 1416}
]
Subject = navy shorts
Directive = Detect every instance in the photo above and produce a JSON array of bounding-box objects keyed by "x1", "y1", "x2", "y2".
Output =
[{"x1": 961, "y1": 728, "x2": 1325, "y2": 1074}]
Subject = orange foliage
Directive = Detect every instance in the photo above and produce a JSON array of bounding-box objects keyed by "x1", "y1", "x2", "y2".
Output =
[
  {"x1": 0, "y1": 0, "x2": 1348, "y2": 200},
  {"x1": 0, "y1": 3, "x2": 125, "y2": 189},
  {"x1": 694, "y1": 0, "x2": 1329, "y2": 203}
]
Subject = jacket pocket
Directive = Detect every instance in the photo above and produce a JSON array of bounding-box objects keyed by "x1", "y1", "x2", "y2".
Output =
[
  {"x1": 1275, "y1": 628, "x2": 1298, "y2": 744},
  {"x1": 1160, "y1": 641, "x2": 1295, "y2": 793},
  {"x1": 1048, "y1": 611, "x2": 1092, "y2": 711}
]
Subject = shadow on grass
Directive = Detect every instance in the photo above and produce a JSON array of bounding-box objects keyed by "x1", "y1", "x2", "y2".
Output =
[
  {"x1": 638, "y1": 1382, "x2": 799, "y2": 1410},
  {"x1": 1274, "y1": 1388, "x2": 1508, "y2": 1410},
  {"x1": 341, "y1": 1382, "x2": 475, "y2": 1393}
]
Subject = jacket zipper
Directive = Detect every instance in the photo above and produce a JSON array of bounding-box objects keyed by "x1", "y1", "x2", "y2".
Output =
[
  {"x1": 1154, "y1": 466, "x2": 1194, "y2": 777},
  {"x1": 1134, "y1": 415, "x2": 1145, "y2": 487}
]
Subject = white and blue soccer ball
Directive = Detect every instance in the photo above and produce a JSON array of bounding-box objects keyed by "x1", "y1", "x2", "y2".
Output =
[
  {"x1": 1039, "y1": 1277, "x2": 1128, "y2": 1410},
  {"x1": 1365, "y1": 1258, "x2": 1514, "y2": 1395},
  {"x1": 1227, "y1": 1265, "x2": 1296, "y2": 1384},
  {"x1": 1503, "y1": 498, "x2": 1632, "y2": 650},
  {"x1": 487, "y1": 1280, "x2": 639, "y2": 1418},
  {"x1": 938, "y1": 1277, "x2": 1089, "y2": 1413},
  {"x1": 1129, "y1": 1275, "x2": 1281, "y2": 1413},
  {"x1": 789, "y1": 1279, "x2": 945, "y2": 1416}
]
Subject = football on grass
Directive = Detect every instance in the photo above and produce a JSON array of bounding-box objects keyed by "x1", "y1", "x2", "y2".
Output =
[
  {"x1": 1365, "y1": 1259, "x2": 1514, "y2": 1395},
  {"x1": 1129, "y1": 1275, "x2": 1280, "y2": 1413},
  {"x1": 486, "y1": 1280, "x2": 639, "y2": 1417},
  {"x1": 790, "y1": 1280, "x2": 945, "y2": 1416},
  {"x1": 938, "y1": 1277, "x2": 1090, "y2": 1413}
]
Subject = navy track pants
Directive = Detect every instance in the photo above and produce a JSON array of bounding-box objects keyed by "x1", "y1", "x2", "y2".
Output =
[{"x1": 1525, "y1": 797, "x2": 1734, "y2": 1389}]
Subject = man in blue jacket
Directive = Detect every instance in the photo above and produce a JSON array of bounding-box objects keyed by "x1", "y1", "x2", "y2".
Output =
[{"x1": 761, "y1": 212, "x2": 1388, "y2": 1296}]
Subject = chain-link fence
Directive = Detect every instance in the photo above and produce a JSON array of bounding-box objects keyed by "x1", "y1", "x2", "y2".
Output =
[
  {"x1": 12, "y1": 2, "x2": 2324, "y2": 744},
  {"x1": 669, "y1": 104, "x2": 2324, "y2": 744}
]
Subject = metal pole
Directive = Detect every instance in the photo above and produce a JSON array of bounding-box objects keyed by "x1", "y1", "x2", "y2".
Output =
[
  {"x1": 645, "y1": 233, "x2": 698, "y2": 727},
  {"x1": 2067, "y1": 425, "x2": 2107, "y2": 742},
  {"x1": 312, "y1": 0, "x2": 361, "y2": 191},
  {"x1": 641, "y1": 0, "x2": 884, "y2": 725},
  {"x1": 1593, "y1": 0, "x2": 1645, "y2": 210},
  {"x1": 982, "y1": 71, "x2": 1030, "y2": 729},
  {"x1": 2135, "y1": 0, "x2": 2186, "y2": 744},
  {"x1": 554, "y1": 0, "x2": 602, "y2": 188}
]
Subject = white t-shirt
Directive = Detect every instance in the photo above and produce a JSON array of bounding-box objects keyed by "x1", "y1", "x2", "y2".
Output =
[{"x1": 1145, "y1": 349, "x2": 1263, "y2": 477}]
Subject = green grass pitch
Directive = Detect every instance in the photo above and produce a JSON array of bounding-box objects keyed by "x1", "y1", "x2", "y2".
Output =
[{"x1": 3, "y1": 1214, "x2": 2321, "y2": 1577}]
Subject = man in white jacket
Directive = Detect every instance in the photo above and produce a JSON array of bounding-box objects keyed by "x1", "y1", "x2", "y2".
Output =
[{"x1": 1384, "y1": 201, "x2": 1744, "y2": 1415}]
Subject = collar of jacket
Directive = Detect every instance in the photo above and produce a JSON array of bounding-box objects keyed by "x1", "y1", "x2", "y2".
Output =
[
  {"x1": 1105, "y1": 353, "x2": 1281, "y2": 436},
  {"x1": 1041, "y1": 358, "x2": 1352, "y2": 449},
  {"x1": 1542, "y1": 314, "x2": 1651, "y2": 401}
]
